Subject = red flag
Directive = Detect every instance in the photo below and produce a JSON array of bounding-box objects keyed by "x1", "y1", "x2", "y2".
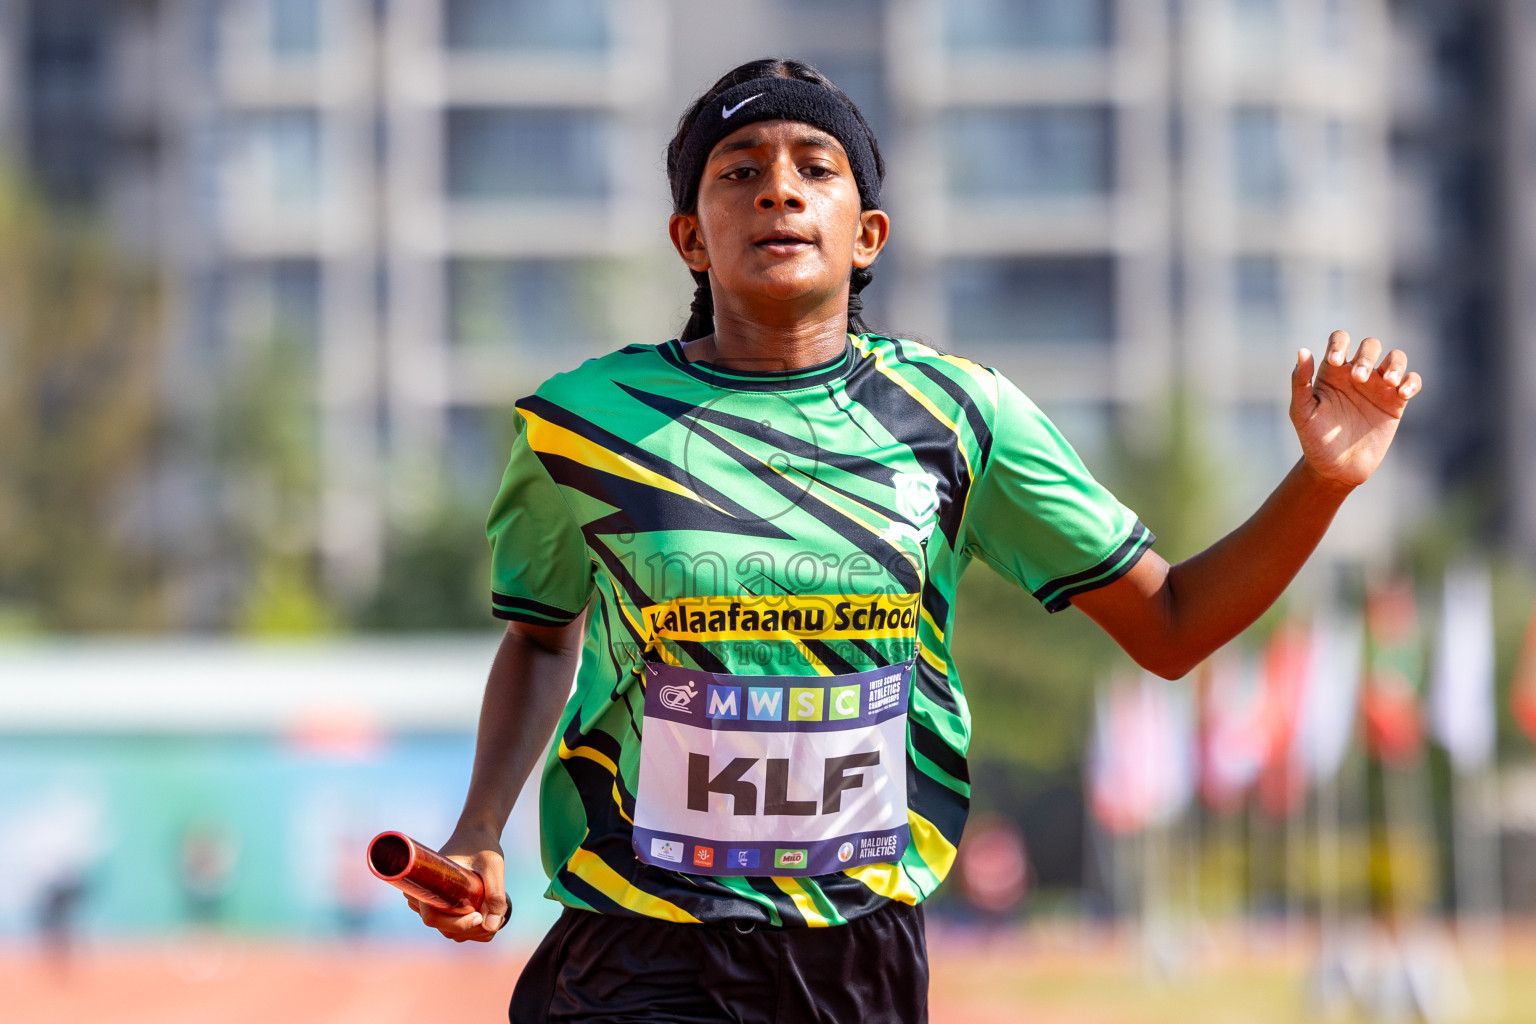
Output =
[
  {"x1": 1089, "y1": 673, "x2": 1195, "y2": 833},
  {"x1": 1511, "y1": 602, "x2": 1536, "y2": 745},
  {"x1": 1088, "y1": 676, "x2": 1150, "y2": 834},
  {"x1": 1362, "y1": 578, "x2": 1424, "y2": 765},
  {"x1": 1257, "y1": 621, "x2": 1311, "y2": 817},
  {"x1": 1198, "y1": 653, "x2": 1267, "y2": 813}
]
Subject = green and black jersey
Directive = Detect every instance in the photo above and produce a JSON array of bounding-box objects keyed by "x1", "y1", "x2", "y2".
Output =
[{"x1": 487, "y1": 333, "x2": 1152, "y2": 927}]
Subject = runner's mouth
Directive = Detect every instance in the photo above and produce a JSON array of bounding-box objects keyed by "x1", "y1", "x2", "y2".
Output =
[{"x1": 754, "y1": 236, "x2": 813, "y2": 253}]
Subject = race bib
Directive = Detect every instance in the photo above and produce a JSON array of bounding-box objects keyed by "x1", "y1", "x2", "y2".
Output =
[{"x1": 631, "y1": 660, "x2": 912, "y2": 876}]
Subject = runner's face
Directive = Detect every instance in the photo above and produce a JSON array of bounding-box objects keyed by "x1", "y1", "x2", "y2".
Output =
[{"x1": 671, "y1": 119, "x2": 887, "y2": 313}]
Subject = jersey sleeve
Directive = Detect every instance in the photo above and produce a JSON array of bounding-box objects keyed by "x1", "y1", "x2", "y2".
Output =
[
  {"x1": 485, "y1": 412, "x2": 595, "y2": 625},
  {"x1": 962, "y1": 371, "x2": 1154, "y2": 612}
]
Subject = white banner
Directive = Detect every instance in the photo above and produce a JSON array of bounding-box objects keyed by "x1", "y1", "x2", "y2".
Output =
[{"x1": 632, "y1": 662, "x2": 911, "y2": 875}]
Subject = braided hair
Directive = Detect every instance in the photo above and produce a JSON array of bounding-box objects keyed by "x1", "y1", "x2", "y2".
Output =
[{"x1": 665, "y1": 58, "x2": 886, "y2": 343}]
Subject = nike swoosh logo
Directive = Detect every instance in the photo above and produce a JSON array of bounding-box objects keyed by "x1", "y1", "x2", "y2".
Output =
[{"x1": 722, "y1": 94, "x2": 764, "y2": 119}]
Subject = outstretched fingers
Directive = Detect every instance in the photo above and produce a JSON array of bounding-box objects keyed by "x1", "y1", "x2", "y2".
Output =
[
  {"x1": 1291, "y1": 347, "x2": 1318, "y2": 419},
  {"x1": 1379, "y1": 348, "x2": 1408, "y2": 386},
  {"x1": 1316, "y1": 329, "x2": 1424, "y2": 409},
  {"x1": 1323, "y1": 329, "x2": 1350, "y2": 367},
  {"x1": 1349, "y1": 336, "x2": 1383, "y2": 383},
  {"x1": 1374, "y1": 348, "x2": 1422, "y2": 399}
]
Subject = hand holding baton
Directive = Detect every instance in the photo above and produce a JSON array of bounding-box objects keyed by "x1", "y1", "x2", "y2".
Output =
[{"x1": 366, "y1": 831, "x2": 486, "y2": 916}]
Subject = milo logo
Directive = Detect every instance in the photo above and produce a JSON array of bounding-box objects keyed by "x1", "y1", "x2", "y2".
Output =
[{"x1": 774, "y1": 849, "x2": 807, "y2": 869}]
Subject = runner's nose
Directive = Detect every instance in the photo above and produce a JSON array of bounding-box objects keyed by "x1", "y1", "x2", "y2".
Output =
[{"x1": 756, "y1": 156, "x2": 805, "y2": 211}]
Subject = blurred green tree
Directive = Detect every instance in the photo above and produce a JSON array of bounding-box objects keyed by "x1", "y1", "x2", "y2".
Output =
[
  {"x1": 951, "y1": 390, "x2": 1228, "y2": 778},
  {"x1": 216, "y1": 336, "x2": 337, "y2": 636},
  {"x1": 0, "y1": 169, "x2": 164, "y2": 631},
  {"x1": 354, "y1": 502, "x2": 496, "y2": 632}
]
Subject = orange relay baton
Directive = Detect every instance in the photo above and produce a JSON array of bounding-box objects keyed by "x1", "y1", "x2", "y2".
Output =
[{"x1": 366, "y1": 831, "x2": 485, "y2": 915}]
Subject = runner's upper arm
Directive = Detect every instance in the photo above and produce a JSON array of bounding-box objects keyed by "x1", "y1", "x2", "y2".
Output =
[{"x1": 1068, "y1": 551, "x2": 1185, "y2": 678}]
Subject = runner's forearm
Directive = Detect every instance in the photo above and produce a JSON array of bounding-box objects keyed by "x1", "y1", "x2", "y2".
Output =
[
  {"x1": 1075, "y1": 456, "x2": 1355, "y2": 678},
  {"x1": 1157, "y1": 457, "x2": 1351, "y2": 673},
  {"x1": 453, "y1": 618, "x2": 583, "y2": 840}
]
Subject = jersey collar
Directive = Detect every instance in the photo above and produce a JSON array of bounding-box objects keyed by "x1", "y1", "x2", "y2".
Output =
[{"x1": 659, "y1": 336, "x2": 856, "y2": 392}]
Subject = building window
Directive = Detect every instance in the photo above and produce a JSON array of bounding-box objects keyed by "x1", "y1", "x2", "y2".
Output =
[
  {"x1": 1233, "y1": 255, "x2": 1284, "y2": 345},
  {"x1": 944, "y1": 0, "x2": 1111, "y2": 51},
  {"x1": 190, "y1": 267, "x2": 229, "y2": 359},
  {"x1": 1232, "y1": 107, "x2": 1286, "y2": 206},
  {"x1": 443, "y1": 0, "x2": 609, "y2": 51},
  {"x1": 945, "y1": 107, "x2": 1113, "y2": 199},
  {"x1": 785, "y1": 0, "x2": 881, "y2": 10},
  {"x1": 1232, "y1": 0, "x2": 1282, "y2": 55},
  {"x1": 445, "y1": 108, "x2": 608, "y2": 200},
  {"x1": 447, "y1": 407, "x2": 507, "y2": 497},
  {"x1": 945, "y1": 257, "x2": 1114, "y2": 344},
  {"x1": 447, "y1": 259, "x2": 608, "y2": 349},
  {"x1": 1231, "y1": 402, "x2": 1288, "y2": 479},
  {"x1": 1322, "y1": 117, "x2": 1353, "y2": 193},
  {"x1": 24, "y1": 1, "x2": 107, "y2": 205},
  {"x1": 270, "y1": 259, "x2": 322, "y2": 348},
  {"x1": 1322, "y1": 0, "x2": 1351, "y2": 50},
  {"x1": 245, "y1": 109, "x2": 322, "y2": 206},
  {"x1": 1036, "y1": 401, "x2": 1113, "y2": 465},
  {"x1": 269, "y1": 0, "x2": 320, "y2": 57},
  {"x1": 803, "y1": 56, "x2": 889, "y2": 143},
  {"x1": 1323, "y1": 264, "x2": 1356, "y2": 332}
]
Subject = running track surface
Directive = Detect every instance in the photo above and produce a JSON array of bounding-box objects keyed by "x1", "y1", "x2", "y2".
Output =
[
  {"x1": 1, "y1": 940, "x2": 1090, "y2": 1024},
  {"x1": 5, "y1": 930, "x2": 1531, "y2": 1024}
]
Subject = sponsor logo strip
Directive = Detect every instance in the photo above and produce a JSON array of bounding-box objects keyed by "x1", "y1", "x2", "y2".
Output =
[
  {"x1": 643, "y1": 661, "x2": 911, "y2": 733},
  {"x1": 631, "y1": 825, "x2": 911, "y2": 877}
]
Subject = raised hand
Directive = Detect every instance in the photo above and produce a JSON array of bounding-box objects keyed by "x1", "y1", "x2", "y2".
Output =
[{"x1": 1289, "y1": 330, "x2": 1422, "y2": 489}]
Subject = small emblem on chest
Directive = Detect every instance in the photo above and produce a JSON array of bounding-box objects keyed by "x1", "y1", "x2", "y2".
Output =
[{"x1": 891, "y1": 471, "x2": 940, "y2": 542}]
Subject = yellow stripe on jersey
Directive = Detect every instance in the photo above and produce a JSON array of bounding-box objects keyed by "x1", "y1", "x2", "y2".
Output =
[
  {"x1": 612, "y1": 782, "x2": 633, "y2": 825},
  {"x1": 701, "y1": 422, "x2": 892, "y2": 541},
  {"x1": 844, "y1": 861, "x2": 921, "y2": 905},
  {"x1": 566, "y1": 844, "x2": 701, "y2": 923},
  {"x1": 558, "y1": 739, "x2": 632, "y2": 823},
  {"x1": 520, "y1": 408, "x2": 732, "y2": 517},
  {"x1": 908, "y1": 808, "x2": 959, "y2": 880},
  {"x1": 559, "y1": 738, "x2": 618, "y2": 776},
  {"x1": 851, "y1": 336, "x2": 975, "y2": 483},
  {"x1": 771, "y1": 876, "x2": 832, "y2": 927},
  {"x1": 918, "y1": 642, "x2": 948, "y2": 675},
  {"x1": 794, "y1": 639, "x2": 835, "y2": 676},
  {"x1": 912, "y1": 341, "x2": 997, "y2": 525},
  {"x1": 605, "y1": 577, "x2": 668, "y2": 663},
  {"x1": 902, "y1": 337, "x2": 1000, "y2": 409},
  {"x1": 920, "y1": 606, "x2": 947, "y2": 645}
]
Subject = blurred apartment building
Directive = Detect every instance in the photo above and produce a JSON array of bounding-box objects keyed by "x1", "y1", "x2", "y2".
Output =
[{"x1": 0, "y1": 0, "x2": 1529, "y2": 618}]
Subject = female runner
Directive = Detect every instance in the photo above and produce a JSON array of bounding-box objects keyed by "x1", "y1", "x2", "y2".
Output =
[{"x1": 406, "y1": 58, "x2": 1422, "y2": 1023}]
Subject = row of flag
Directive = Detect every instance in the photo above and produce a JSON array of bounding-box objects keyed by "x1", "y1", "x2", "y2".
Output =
[{"x1": 1088, "y1": 562, "x2": 1536, "y2": 834}]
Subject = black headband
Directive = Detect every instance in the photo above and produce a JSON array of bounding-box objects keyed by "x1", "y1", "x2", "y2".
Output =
[{"x1": 672, "y1": 76, "x2": 883, "y2": 213}]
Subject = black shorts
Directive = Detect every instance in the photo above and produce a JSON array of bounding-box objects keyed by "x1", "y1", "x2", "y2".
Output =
[{"x1": 508, "y1": 899, "x2": 929, "y2": 1024}]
